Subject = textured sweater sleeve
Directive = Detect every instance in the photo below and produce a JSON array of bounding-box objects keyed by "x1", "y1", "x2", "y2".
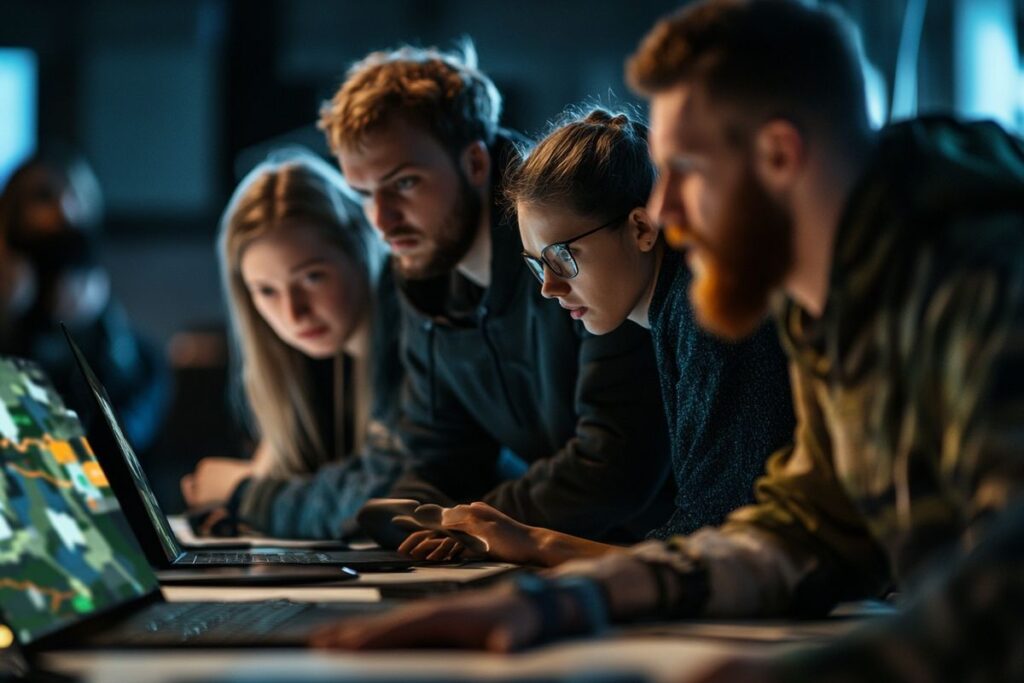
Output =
[{"x1": 236, "y1": 418, "x2": 406, "y2": 539}]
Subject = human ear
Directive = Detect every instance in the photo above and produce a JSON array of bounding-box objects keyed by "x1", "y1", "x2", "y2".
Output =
[
  {"x1": 752, "y1": 120, "x2": 804, "y2": 195},
  {"x1": 629, "y1": 207, "x2": 660, "y2": 253},
  {"x1": 460, "y1": 141, "x2": 491, "y2": 187}
]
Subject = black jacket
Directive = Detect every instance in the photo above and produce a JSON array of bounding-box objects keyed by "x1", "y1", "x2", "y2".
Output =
[{"x1": 388, "y1": 132, "x2": 674, "y2": 541}]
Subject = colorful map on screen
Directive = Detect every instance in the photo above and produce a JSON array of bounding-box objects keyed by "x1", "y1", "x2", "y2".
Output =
[{"x1": 0, "y1": 356, "x2": 157, "y2": 644}]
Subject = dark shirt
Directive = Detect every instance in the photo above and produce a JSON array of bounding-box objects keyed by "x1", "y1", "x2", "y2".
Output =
[{"x1": 647, "y1": 248, "x2": 794, "y2": 537}]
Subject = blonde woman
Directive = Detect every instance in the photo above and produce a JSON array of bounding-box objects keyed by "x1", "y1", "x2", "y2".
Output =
[{"x1": 181, "y1": 150, "x2": 406, "y2": 539}]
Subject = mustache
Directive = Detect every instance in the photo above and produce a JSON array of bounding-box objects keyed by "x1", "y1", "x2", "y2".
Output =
[
  {"x1": 662, "y1": 223, "x2": 716, "y2": 255},
  {"x1": 381, "y1": 226, "x2": 422, "y2": 241}
]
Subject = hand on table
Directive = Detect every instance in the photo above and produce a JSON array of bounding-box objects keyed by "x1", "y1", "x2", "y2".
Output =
[
  {"x1": 310, "y1": 583, "x2": 541, "y2": 652},
  {"x1": 180, "y1": 456, "x2": 253, "y2": 508},
  {"x1": 395, "y1": 502, "x2": 540, "y2": 564}
]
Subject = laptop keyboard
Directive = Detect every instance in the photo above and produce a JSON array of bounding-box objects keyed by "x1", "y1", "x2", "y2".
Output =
[
  {"x1": 115, "y1": 600, "x2": 311, "y2": 644},
  {"x1": 189, "y1": 552, "x2": 331, "y2": 564}
]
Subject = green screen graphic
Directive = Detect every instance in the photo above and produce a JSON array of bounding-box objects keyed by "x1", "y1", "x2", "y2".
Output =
[{"x1": 0, "y1": 357, "x2": 157, "y2": 644}]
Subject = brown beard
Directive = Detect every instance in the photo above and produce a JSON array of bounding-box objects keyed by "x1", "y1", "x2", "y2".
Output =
[
  {"x1": 394, "y1": 171, "x2": 483, "y2": 281},
  {"x1": 687, "y1": 163, "x2": 794, "y2": 341}
]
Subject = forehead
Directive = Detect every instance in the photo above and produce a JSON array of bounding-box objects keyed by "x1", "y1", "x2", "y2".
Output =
[
  {"x1": 337, "y1": 116, "x2": 452, "y2": 185},
  {"x1": 517, "y1": 201, "x2": 593, "y2": 252},
  {"x1": 239, "y1": 221, "x2": 337, "y2": 275},
  {"x1": 649, "y1": 83, "x2": 720, "y2": 160}
]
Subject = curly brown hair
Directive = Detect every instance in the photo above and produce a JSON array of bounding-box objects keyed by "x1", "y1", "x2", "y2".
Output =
[{"x1": 319, "y1": 42, "x2": 502, "y2": 158}]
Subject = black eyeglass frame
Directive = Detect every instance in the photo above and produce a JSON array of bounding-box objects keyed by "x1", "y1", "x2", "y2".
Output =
[{"x1": 521, "y1": 212, "x2": 630, "y2": 284}]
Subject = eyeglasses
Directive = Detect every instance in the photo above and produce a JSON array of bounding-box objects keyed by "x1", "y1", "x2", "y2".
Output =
[{"x1": 521, "y1": 213, "x2": 629, "y2": 284}]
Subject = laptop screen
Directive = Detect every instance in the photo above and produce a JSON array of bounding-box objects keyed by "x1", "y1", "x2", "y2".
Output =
[
  {"x1": 0, "y1": 357, "x2": 158, "y2": 645},
  {"x1": 64, "y1": 330, "x2": 183, "y2": 562}
]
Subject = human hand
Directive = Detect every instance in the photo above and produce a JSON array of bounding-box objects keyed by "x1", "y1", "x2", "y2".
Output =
[
  {"x1": 310, "y1": 583, "x2": 541, "y2": 652},
  {"x1": 437, "y1": 501, "x2": 541, "y2": 563},
  {"x1": 180, "y1": 457, "x2": 253, "y2": 508},
  {"x1": 394, "y1": 502, "x2": 539, "y2": 563},
  {"x1": 397, "y1": 529, "x2": 468, "y2": 561}
]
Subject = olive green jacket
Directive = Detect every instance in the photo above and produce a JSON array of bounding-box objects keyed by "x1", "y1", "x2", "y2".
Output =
[{"x1": 646, "y1": 117, "x2": 1024, "y2": 681}]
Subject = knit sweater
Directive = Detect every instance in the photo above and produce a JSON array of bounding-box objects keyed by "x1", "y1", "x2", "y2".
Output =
[{"x1": 647, "y1": 248, "x2": 794, "y2": 538}]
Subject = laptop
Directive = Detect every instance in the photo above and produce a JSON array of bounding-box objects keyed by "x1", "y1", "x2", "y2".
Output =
[
  {"x1": 0, "y1": 356, "x2": 385, "y2": 652},
  {"x1": 61, "y1": 326, "x2": 416, "y2": 576}
]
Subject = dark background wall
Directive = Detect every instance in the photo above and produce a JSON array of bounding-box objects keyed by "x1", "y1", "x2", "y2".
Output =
[{"x1": 2, "y1": 0, "x2": 1020, "y2": 346}]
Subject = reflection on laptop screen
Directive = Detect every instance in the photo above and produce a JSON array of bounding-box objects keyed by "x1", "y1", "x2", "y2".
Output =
[
  {"x1": 0, "y1": 357, "x2": 157, "y2": 644},
  {"x1": 66, "y1": 332, "x2": 181, "y2": 561}
]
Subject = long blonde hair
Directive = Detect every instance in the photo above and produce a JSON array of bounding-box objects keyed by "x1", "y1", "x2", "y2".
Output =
[{"x1": 219, "y1": 150, "x2": 384, "y2": 477}]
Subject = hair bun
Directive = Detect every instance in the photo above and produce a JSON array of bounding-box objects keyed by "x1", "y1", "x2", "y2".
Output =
[{"x1": 583, "y1": 109, "x2": 633, "y2": 130}]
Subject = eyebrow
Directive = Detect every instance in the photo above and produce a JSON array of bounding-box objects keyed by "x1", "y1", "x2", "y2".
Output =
[
  {"x1": 288, "y1": 257, "x2": 328, "y2": 274},
  {"x1": 378, "y1": 162, "x2": 416, "y2": 184},
  {"x1": 668, "y1": 154, "x2": 706, "y2": 174},
  {"x1": 347, "y1": 162, "x2": 417, "y2": 194}
]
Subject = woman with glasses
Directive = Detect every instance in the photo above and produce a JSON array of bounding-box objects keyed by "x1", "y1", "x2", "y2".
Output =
[{"x1": 398, "y1": 108, "x2": 796, "y2": 565}]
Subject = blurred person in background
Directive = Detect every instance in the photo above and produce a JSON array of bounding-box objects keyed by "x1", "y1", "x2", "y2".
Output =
[{"x1": 0, "y1": 147, "x2": 170, "y2": 452}]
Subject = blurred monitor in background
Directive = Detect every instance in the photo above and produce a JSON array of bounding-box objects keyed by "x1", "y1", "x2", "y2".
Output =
[{"x1": 0, "y1": 47, "x2": 36, "y2": 190}]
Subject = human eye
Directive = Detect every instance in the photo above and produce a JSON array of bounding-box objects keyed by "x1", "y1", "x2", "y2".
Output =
[
  {"x1": 302, "y1": 269, "x2": 328, "y2": 285},
  {"x1": 670, "y1": 155, "x2": 710, "y2": 179},
  {"x1": 553, "y1": 245, "x2": 575, "y2": 265},
  {"x1": 393, "y1": 175, "x2": 420, "y2": 192},
  {"x1": 251, "y1": 285, "x2": 277, "y2": 299}
]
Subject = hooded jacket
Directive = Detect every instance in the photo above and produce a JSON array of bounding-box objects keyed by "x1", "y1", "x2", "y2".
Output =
[
  {"x1": 624, "y1": 117, "x2": 1024, "y2": 681},
  {"x1": 387, "y1": 131, "x2": 674, "y2": 541}
]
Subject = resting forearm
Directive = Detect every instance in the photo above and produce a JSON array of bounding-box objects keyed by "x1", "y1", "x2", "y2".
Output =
[{"x1": 529, "y1": 527, "x2": 625, "y2": 567}]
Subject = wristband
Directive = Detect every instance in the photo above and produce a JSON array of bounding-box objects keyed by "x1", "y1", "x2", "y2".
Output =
[
  {"x1": 554, "y1": 576, "x2": 610, "y2": 636},
  {"x1": 511, "y1": 573, "x2": 610, "y2": 645},
  {"x1": 511, "y1": 573, "x2": 563, "y2": 644}
]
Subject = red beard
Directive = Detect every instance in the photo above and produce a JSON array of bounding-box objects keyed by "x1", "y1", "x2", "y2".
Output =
[{"x1": 667, "y1": 163, "x2": 794, "y2": 341}]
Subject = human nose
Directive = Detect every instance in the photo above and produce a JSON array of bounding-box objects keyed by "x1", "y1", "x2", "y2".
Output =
[
  {"x1": 368, "y1": 191, "x2": 403, "y2": 234},
  {"x1": 648, "y1": 173, "x2": 689, "y2": 232},
  {"x1": 283, "y1": 286, "x2": 311, "y2": 323},
  {"x1": 651, "y1": 173, "x2": 700, "y2": 252},
  {"x1": 539, "y1": 265, "x2": 569, "y2": 299}
]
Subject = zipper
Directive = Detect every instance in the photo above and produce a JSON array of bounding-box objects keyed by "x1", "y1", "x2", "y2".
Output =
[
  {"x1": 477, "y1": 304, "x2": 525, "y2": 426},
  {"x1": 422, "y1": 319, "x2": 437, "y2": 420}
]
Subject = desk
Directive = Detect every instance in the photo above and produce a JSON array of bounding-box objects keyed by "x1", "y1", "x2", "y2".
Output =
[
  {"x1": 39, "y1": 527, "x2": 888, "y2": 682},
  {"x1": 39, "y1": 609, "x2": 884, "y2": 682},
  {"x1": 41, "y1": 634, "x2": 791, "y2": 682}
]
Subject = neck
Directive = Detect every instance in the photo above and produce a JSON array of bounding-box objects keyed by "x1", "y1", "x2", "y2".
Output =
[
  {"x1": 456, "y1": 195, "x2": 493, "y2": 288},
  {"x1": 628, "y1": 242, "x2": 665, "y2": 330},
  {"x1": 784, "y1": 135, "x2": 875, "y2": 317}
]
